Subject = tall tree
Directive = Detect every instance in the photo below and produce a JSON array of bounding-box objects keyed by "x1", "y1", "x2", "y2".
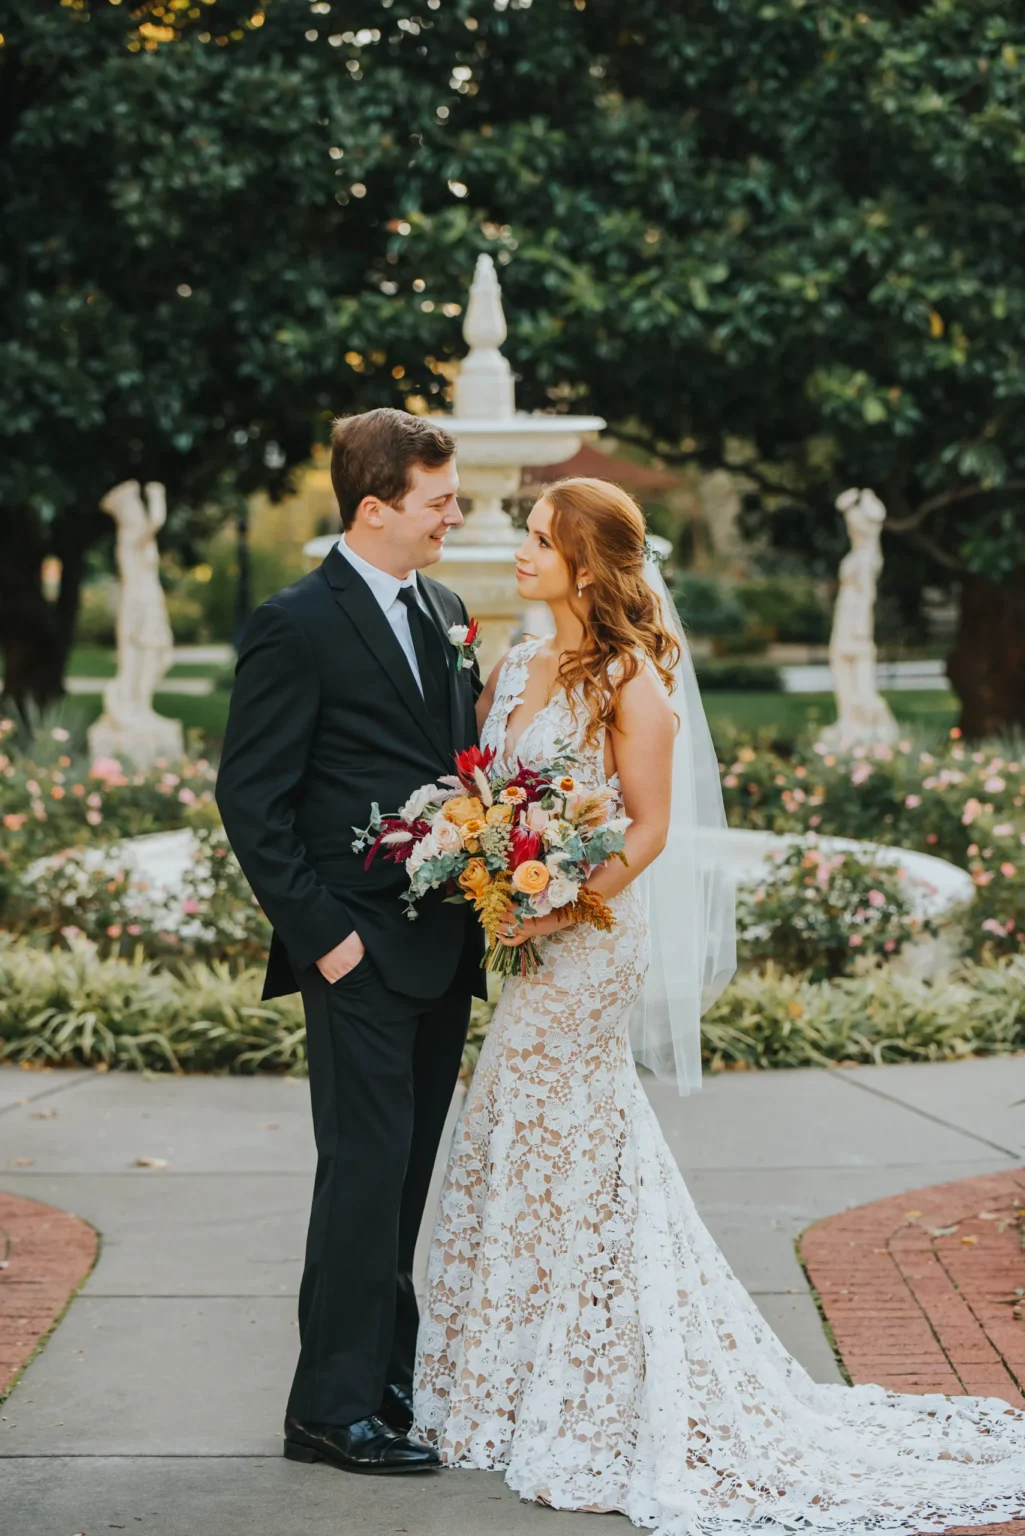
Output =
[{"x1": 4, "y1": 1, "x2": 1024, "y2": 735}]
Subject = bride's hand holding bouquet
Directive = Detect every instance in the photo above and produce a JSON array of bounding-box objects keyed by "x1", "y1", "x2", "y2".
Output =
[{"x1": 352, "y1": 743, "x2": 631, "y2": 978}]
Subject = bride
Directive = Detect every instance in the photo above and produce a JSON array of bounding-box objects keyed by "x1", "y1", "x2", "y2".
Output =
[{"x1": 413, "y1": 476, "x2": 1025, "y2": 1532}]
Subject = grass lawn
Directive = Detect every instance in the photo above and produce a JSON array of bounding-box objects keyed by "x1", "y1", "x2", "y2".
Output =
[
  {"x1": 67, "y1": 648, "x2": 222, "y2": 680},
  {"x1": 59, "y1": 691, "x2": 234, "y2": 747},
  {"x1": 50, "y1": 686, "x2": 958, "y2": 756},
  {"x1": 704, "y1": 689, "x2": 959, "y2": 746}
]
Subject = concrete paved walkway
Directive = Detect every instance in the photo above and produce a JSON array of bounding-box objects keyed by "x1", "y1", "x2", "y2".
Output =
[{"x1": 2, "y1": 1054, "x2": 1023, "y2": 1535}]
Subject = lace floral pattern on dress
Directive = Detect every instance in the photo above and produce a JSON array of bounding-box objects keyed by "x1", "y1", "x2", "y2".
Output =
[{"x1": 413, "y1": 637, "x2": 1025, "y2": 1534}]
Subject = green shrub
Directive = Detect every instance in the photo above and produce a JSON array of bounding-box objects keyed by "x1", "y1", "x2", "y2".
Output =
[
  {"x1": 736, "y1": 841, "x2": 929, "y2": 981},
  {"x1": 674, "y1": 575, "x2": 747, "y2": 637},
  {"x1": 1, "y1": 932, "x2": 1022, "y2": 1079},
  {"x1": 6, "y1": 826, "x2": 270, "y2": 968},
  {"x1": 701, "y1": 955, "x2": 1025, "y2": 1072},
  {"x1": 0, "y1": 719, "x2": 216, "y2": 903},
  {"x1": 735, "y1": 578, "x2": 830, "y2": 645},
  {"x1": 73, "y1": 585, "x2": 116, "y2": 647},
  {"x1": 695, "y1": 662, "x2": 782, "y2": 692},
  {"x1": 165, "y1": 592, "x2": 207, "y2": 644},
  {"x1": 718, "y1": 735, "x2": 1025, "y2": 960}
]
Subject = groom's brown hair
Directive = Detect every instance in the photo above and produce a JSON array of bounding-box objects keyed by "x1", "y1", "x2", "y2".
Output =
[{"x1": 330, "y1": 408, "x2": 456, "y2": 529}]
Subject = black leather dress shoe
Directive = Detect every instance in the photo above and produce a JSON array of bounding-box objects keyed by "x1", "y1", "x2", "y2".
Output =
[
  {"x1": 283, "y1": 1412, "x2": 439, "y2": 1474},
  {"x1": 376, "y1": 1381, "x2": 415, "y2": 1434}
]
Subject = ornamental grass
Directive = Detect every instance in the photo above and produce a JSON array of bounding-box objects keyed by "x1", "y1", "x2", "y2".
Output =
[{"x1": 2, "y1": 934, "x2": 1023, "y2": 1081}]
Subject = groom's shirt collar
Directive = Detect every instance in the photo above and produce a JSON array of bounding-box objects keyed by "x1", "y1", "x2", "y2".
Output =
[{"x1": 336, "y1": 533, "x2": 420, "y2": 612}]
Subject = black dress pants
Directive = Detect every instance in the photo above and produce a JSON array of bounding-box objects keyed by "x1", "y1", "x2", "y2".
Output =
[{"x1": 286, "y1": 949, "x2": 472, "y2": 1427}]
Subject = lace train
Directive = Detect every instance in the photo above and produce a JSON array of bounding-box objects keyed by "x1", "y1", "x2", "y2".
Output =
[{"x1": 413, "y1": 639, "x2": 1025, "y2": 1532}]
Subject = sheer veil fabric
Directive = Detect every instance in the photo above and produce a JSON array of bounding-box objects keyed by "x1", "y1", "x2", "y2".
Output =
[{"x1": 630, "y1": 555, "x2": 736, "y2": 1094}]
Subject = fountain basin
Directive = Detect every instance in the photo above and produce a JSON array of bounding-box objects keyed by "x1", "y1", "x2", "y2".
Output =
[{"x1": 32, "y1": 827, "x2": 972, "y2": 980}]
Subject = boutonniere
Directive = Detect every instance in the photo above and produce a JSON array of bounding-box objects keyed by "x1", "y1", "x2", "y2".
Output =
[{"x1": 447, "y1": 617, "x2": 482, "y2": 670}]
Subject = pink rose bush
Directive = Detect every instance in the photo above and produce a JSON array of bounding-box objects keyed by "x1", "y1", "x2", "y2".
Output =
[{"x1": 718, "y1": 731, "x2": 1024, "y2": 963}]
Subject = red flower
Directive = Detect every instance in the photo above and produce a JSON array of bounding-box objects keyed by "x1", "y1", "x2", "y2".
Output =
[
  {"x1": 508, "y1": 827, "x2": 542, "y2": 868},
  {"x1": 453, "y1": 743, "x2": 496, "y2": 791},
  {"x1": 465, "y1": 616, "x2": 481, "y2": 644}
]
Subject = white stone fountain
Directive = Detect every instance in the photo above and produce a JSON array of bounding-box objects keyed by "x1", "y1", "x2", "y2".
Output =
[
  {"x1": 304, "y1": 254, "x2": 605, "y2": 671},
  {"x1": 428, "y1": 254, "x2": 605, "y2": 670}
]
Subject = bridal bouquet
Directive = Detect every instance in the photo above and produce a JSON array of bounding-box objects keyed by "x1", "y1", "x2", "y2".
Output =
[{"x1": 352, "y1": 744, "x2": 631, "y2": 977}]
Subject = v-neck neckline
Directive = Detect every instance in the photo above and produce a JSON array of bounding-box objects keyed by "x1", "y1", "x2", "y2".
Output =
[{"x1": 500, "y1": 639, "x2": 561, "y2": 766}]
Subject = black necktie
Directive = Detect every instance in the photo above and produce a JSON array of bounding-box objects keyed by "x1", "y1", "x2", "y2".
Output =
[{"x1": 396, "y1": 585, "x2": 451, "y2": 742}]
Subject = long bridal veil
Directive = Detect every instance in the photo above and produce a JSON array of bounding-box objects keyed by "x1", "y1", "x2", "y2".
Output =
[{"x1": 628, "y1": 552, "x2": 737, "y2": 1095}]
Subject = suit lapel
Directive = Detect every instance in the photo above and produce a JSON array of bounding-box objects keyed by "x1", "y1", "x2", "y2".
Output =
[
  {"x1": 416, "y1": 574, "x2": 464, "y2": 751},
  {"x1": 321, "y1": 546, "x2": 449, "y2": 764}
]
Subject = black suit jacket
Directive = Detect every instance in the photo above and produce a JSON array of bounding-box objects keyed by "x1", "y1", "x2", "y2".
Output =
[{"x1": 215, "y1": 545, "x2": 486, "y2": 1002}]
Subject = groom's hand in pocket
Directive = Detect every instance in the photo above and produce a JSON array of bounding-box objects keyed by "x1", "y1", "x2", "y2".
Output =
[{"x1": 316, "y1": 930, "x2": 366, "y2": 983}]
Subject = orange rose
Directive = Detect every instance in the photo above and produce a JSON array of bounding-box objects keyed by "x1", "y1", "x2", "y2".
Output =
[
  {"x1": 443, "y1": 794, "x2": 484, "y2": 826},
  {"x1": 511, "y1": 859, "x2": 550, "y2": 896},
  {"x1": 485, "y1": 803, "x2": 513, "y2": 825},
  {"x1": 498, "y1": 785, "x2": 527, "y2": 805},
  {"x1": 458, "y1": 858, "x2": 491, "y2": 898}
]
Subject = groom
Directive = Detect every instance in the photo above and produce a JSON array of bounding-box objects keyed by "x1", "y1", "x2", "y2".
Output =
[{"x1": 216, "y1": 408, "x2": 485, "y2": 1474}]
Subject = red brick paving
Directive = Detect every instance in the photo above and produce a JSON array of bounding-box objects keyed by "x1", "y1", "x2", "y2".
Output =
[
  {"x1": 0, "y1": 1190, "x2": 97, "y2": 1398},
  {"x1": 800, "y1": 1168, "x2": 1025, "y2": 1536}
]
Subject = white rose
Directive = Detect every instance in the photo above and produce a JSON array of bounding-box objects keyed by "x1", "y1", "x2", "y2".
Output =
[
  {"x1": 447, "y1": 623, "x2": 469, "y2": 645},
  {"x1": 432, "y1": 819, "x2": 463, "y2": 854},
  {"x1": 524, "y1": 803, "x2": 550, "y2": 834},
  {"x1": 406, "y1": 833, "x2": 437, "y2": 875},
  {"x1": 543, "y1": 818, "x2": 572, "y2": 847},
  {"x1": 399, "y1": 783, "x2": 436, "y2": 822},
  {"x1": 548, "y1": 873, "x2": 581, "y2": 908}
]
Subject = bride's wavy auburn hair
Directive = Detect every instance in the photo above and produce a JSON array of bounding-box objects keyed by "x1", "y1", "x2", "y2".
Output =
[{"x1": 543, "y1": 476, "x2": 680, "y2": 747}]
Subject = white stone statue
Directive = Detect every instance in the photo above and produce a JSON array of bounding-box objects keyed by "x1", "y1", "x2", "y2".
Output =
[
  {"x1": 821, "y1": 487, "x2": 899, "y2": 750},
  {"x1": 87, "y1": 480, "x2": 184, "y2": 768}
]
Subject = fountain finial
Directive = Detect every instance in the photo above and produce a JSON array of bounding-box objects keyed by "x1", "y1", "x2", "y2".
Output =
[{"x1": 453, "y1": 253, "x2": 515, "y2": 420}]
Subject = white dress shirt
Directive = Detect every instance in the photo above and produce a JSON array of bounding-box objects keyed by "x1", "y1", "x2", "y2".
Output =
[{"x1": 335, "y1": 534, "x2": 432, "y2": 695}]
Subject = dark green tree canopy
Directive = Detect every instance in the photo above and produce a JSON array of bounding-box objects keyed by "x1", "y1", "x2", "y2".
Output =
[{"x1": 3, "y1": 0, "x2": 1024, "y2": 727}]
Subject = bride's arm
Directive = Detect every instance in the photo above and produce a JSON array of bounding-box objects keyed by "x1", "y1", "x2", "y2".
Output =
[
  {"x1": 508, "y1": 666, "x2": 675, "y2": 941},
  {"x1": 475, "y1": 654, "x2": 506, "y2": 734}
]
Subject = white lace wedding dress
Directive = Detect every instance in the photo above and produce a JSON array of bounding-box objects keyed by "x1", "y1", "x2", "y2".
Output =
[{"x1": 413, "y1": 637, "x2": 1025, "y2": 1534}]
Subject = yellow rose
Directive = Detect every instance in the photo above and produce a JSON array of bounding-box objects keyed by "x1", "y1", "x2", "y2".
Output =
[
  {"x1": 498, "y1": 785, "x2": 527, "y2": 805},
  {"x1": 485, "y1": 803, "x2": 513, "y2": 825},
  {"x1": 443, "y1": 794, "x2": 484, "y2": 826},
  {"x1": 458, "y1": 858, "x2": 491, "y2": 899},
  {"x1": 511, "y1": 859, "x2": 550, "y2": 895}
]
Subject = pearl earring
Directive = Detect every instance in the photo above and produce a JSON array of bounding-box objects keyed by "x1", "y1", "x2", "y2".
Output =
[{"x1": 577, "y1": 582, "x2": 583, "y2": 598}]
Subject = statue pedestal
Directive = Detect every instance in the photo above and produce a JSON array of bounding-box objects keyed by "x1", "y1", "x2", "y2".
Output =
[{"x1": 87, "y1": 710, "x2": 184, "y2": 770}]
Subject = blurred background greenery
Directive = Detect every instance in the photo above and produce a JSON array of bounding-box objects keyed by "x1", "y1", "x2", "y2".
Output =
[{"x1": 2, "y1": 0, "x2": 1023, "y2": 745}]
